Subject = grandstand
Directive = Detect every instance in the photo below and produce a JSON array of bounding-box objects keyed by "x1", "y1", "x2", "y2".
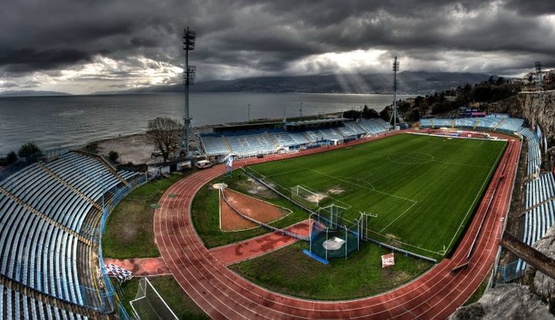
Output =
[
  {"x1": 199, "y1": 117, "x2": 393, "y2": 158},
  {"x1": 420, "y1": 114, "x2": 525, "y2": 133},
  {"x1": 0, "y1": 151, "x2": 146, "y2": 318}
]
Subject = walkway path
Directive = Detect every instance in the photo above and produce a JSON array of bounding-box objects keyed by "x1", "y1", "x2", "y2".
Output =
[
  {"x1": 103, "y1": 257, "x2": 171, "y2": 276},
  {"x1": 153, "y1": 133, "x2": 520, "y2": 319}
]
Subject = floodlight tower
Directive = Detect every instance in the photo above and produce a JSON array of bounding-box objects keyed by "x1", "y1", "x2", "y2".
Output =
[
  {"x1": 183, "y1": 27, "x2": 196, "y2": 156},
  {"x1": 389, "y1": 56, "x2": 400, "y2": 129},
  {"x1": 535, "y1": 61, "x2": 544, "y2": 92}
]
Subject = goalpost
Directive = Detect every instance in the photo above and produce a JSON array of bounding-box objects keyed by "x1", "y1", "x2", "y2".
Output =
[
  {"x1": 130, "y1": 277, "x2": 178, "y2": 320},
  {"x1": 290, "y1": 185, "x2": 323, "y2": 209}
]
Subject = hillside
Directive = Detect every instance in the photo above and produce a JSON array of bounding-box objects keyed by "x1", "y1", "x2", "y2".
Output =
[
  {"x1": 0, "y1": 90, "x2": 72, "y2": 97},
  {"x1": 106, "y1": 71, "x2": 495, "y2": 95}
]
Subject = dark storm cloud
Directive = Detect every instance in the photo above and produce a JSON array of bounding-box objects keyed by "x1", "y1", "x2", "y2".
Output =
[
  {"x1": 505, "y1": 0, "x2": 555, "y2": 15},
  {"x1": 0, "y1": 0, "x2": 553, "y2": 90},
  {"x1": 0, "y1": 48, "x2": 91, "y2": 73}
]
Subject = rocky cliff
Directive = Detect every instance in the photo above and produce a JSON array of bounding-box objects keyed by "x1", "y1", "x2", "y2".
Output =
[
  {"x1": 450, "y1": 283, "x2": 554, "y2": 319},
  {"x1": 451, "y1": 226, "x2": 555, "y2": 319},
  {"x1": 527, "y1": 226, "x2": 555, "y2": 313},
  {"x1": 518, "y1": 91, "x2": 555, "y2": 171}
]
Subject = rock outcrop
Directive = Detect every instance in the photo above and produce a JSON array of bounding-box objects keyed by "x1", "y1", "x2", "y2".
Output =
[
  {"x1": 450, "y1": 284, "x2": 553, "y2": 320},
  {"x1": 526, "y1": 226, "x2": 555, "y2": 312},
  {"x1": 518, "y1": 91, "x2": 555, "y2": 171}
]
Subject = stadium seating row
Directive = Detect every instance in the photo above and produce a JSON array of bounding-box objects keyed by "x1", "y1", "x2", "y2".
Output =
[
  {"x1": 420, "y1": 114, "x2": 525, "y2": 133},
  {"x1": 0, "y1": 283, "x2": 87, "y2": 320},
  {"x1": 517, "y1": 172, "x2": 555, "y2": 273},
  {"x1": 518, "y1": 128, "x2": 542, "y2": 176},
  {"x1": 200, "y1": 118, "x2": 392, "y2": 157},
  {"x1": 0, "y1": 151, "x2": 143, "y2": 317}
]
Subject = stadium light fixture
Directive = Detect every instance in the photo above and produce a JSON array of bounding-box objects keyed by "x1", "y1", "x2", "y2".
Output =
[
  {"x1": 535, "y1": 61, "x2": 544, "y2": 92},
  {"x1": 390, "y1": 56, "x2": 400, "y2": 129},
  {"x1": 183, "y1": 27, "x2": 196, "y2": 156}
]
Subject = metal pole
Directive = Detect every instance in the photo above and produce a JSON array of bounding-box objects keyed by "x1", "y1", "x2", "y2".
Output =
[
  {"x1": 309, "y1": 219, "x2": 313, "y2": 253},
  {"x1": 183, "y1": 27, "x2": 196, "y2": 157},
  {"x1": 390, "y1": 56, "x2": 399, "y2": 129},
  {"x1": 184, "y1": 45, "x2": 190, "y2": 156},
  {"x1": 325, "y1": 228, "x2": 329, "y2": 260},
  {"x1": 345, "y1": 225, "x2": 348, "y2": 259},
  {"x1": 309, "y1": 213, "x2": 315, "y2": 253},
  {"x1": 357, "y1": 218, "x2": 360, "y2": 250}
]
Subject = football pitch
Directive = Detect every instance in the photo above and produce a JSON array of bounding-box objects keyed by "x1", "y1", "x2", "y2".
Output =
[{"x1": 244, "y1": 133, "x2": 507, "y2": 258}]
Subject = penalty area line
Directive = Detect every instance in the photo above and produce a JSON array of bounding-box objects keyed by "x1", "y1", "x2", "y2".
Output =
[{"x1": 379, "y1": 200, "x2": 418, "y2": 233}]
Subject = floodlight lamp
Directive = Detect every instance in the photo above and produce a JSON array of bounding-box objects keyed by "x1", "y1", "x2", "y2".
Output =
[
  {"x1": 183, "y1": 28, "x2": 196, "y2": 50},
  {"x1": 393, "y1": 57, "x2": 399, "y2": 72}
]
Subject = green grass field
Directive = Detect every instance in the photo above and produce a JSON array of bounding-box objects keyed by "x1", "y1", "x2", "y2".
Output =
[
  {"x1": 230, "y1": 241, "x2": 433, "y2": 300},
  {"x1": 102, "y1": 173, "x2": 186, "y2": 258},
  {"x1": 118, "y1": 276, "x2": 208, "y2": 319},
  {"x1": 245, "y1": 134, "x2": 506, "y2": 259}
]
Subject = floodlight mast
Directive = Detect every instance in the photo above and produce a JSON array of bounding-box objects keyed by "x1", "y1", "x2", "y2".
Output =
[
  {"x1": 390, "y1": 56, "x2": 400, "y2": 130},
  {"x1": 183, "y1": 27, "x2": 196, "y2": 156},
  {"x1": 535, "y1": 61, "x2": 544, "y2": 92}
]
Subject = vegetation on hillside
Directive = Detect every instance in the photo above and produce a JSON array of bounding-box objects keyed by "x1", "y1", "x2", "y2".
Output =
[
  {"x1": 343, "y1": 76, "x2": 524, "y2": 125},
  {"x1": 395, "y1": 76, "x2": 522, "y2": 122}
]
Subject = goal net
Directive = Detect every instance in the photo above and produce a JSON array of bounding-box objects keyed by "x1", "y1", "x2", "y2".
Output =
[
  {"x1": 130, "y1": 277, "x2": 178, "y2": 320},
  {"x1": 290, "y1": 185, "x2": 325, "y2": 209}
]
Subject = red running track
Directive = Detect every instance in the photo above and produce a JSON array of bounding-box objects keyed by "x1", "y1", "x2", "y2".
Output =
[{"x1": 153, "y1": 134, "x2": 520, "y2": 319}]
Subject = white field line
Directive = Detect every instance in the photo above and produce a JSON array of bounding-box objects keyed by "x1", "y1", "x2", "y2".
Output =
[
  {"x1": 443, "y1": 143, "x2": 506, "y2": 252},
  {"x1": 265, "y1": 167, "x2": 310, "y2": 178},
  {"x1": 308, "y1": 168, "x2": 375, "y2": 191},
  {"x1": 308, "y1": 167, "x2": 418, "y2": 204},
  {"x1": 379, "y1": 201, "x2": 418, "y2": 233}
]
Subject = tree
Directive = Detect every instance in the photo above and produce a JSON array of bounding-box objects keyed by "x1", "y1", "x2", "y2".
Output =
[
  {"x1": 83, "y1": 141, "x2": 99, "y2": 154},
  {"x1": 146, "y1": 117, "x2": 183, "y2": 162},
  {"x1": 6, "y1": 151, "x2": 17, "y2": 165},
  {"x1": 18, "y1": 142, "x2": 43, "y2": 163},
  {"x1": 108, "y1": 150, "x2": 119, "y2": 163}
]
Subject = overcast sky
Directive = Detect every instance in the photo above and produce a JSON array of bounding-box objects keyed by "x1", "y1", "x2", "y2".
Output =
[{"x1": 0, "y1": 0, "x2": 554, "y2": 94}]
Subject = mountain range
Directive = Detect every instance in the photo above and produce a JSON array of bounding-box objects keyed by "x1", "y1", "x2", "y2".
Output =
[
  {"x1": 0, "y1": 90, "x2": 72, "y2": 97},
  {"x1": 121, "y1": 71, "x2": 498, "y2": 95},
  {"x1": 0, "y1": 72, "x2": 500, "y2": 97}
]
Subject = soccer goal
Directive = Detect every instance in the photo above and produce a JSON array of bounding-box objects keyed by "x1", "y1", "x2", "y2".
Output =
[
  {"x1": 290, "y1": 185, "x2": 325, "y2": 209},
  {"x1": 130, "y1": 277, "x2": 178, "y2": 320}
]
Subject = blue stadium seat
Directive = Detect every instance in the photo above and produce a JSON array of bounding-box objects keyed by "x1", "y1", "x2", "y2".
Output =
[{"x1": 0, "y1": 151, "x2": 144, "y2": 315}]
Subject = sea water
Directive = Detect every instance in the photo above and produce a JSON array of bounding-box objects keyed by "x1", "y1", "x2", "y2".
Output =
[{"x1": 0, "y1": 92, "x2": 412, "y2": 154}]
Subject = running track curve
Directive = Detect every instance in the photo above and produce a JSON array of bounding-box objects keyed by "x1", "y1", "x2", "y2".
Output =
[{"x1": 153, "y1": 134, "x2": 520, "y2": 319}]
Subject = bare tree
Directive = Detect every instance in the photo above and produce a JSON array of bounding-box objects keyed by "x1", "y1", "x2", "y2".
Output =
[{"x1": 146, "y1": 117, "x2": 183, "y2": 162}]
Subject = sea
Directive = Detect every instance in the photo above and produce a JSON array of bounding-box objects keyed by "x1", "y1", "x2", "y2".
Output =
[{"x1": 0, "y1": 92, "x2": 413, "y2": 155}]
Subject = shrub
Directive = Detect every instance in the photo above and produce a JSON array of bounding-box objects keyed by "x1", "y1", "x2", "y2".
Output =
[{"x1": 108, "y1": 150, "x2": 120, "y2": 163}]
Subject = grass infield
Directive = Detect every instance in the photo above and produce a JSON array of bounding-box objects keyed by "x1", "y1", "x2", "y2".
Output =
[
  {"x1": 102, "y1": 173, "x2": 186, "y2": 258},
  {"x1": 230, "y1": 241, "x2": 433, "y2": 300},
  {"x1": 191, "y1": 173, "x2": 308, "y2": 248},
  {"x1": 118, "y1": 276, "x2": 209, "y2": 319},
  {"x1": 244, "y1": 134, "x2": 506, "y2": 259}
]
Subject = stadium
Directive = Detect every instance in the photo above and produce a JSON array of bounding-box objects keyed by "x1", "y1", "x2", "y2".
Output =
[{"x1": 3, "y1": 104, "x2": 552, "y2": 319}]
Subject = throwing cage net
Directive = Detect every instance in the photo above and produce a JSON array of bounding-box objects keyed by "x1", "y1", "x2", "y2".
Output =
[
  {"x1": 130, "y1": 277, "x2": 178, "y2": 320},
  {"x1": 309, "y1": 205, "x2": 360, "y2": 260}
]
